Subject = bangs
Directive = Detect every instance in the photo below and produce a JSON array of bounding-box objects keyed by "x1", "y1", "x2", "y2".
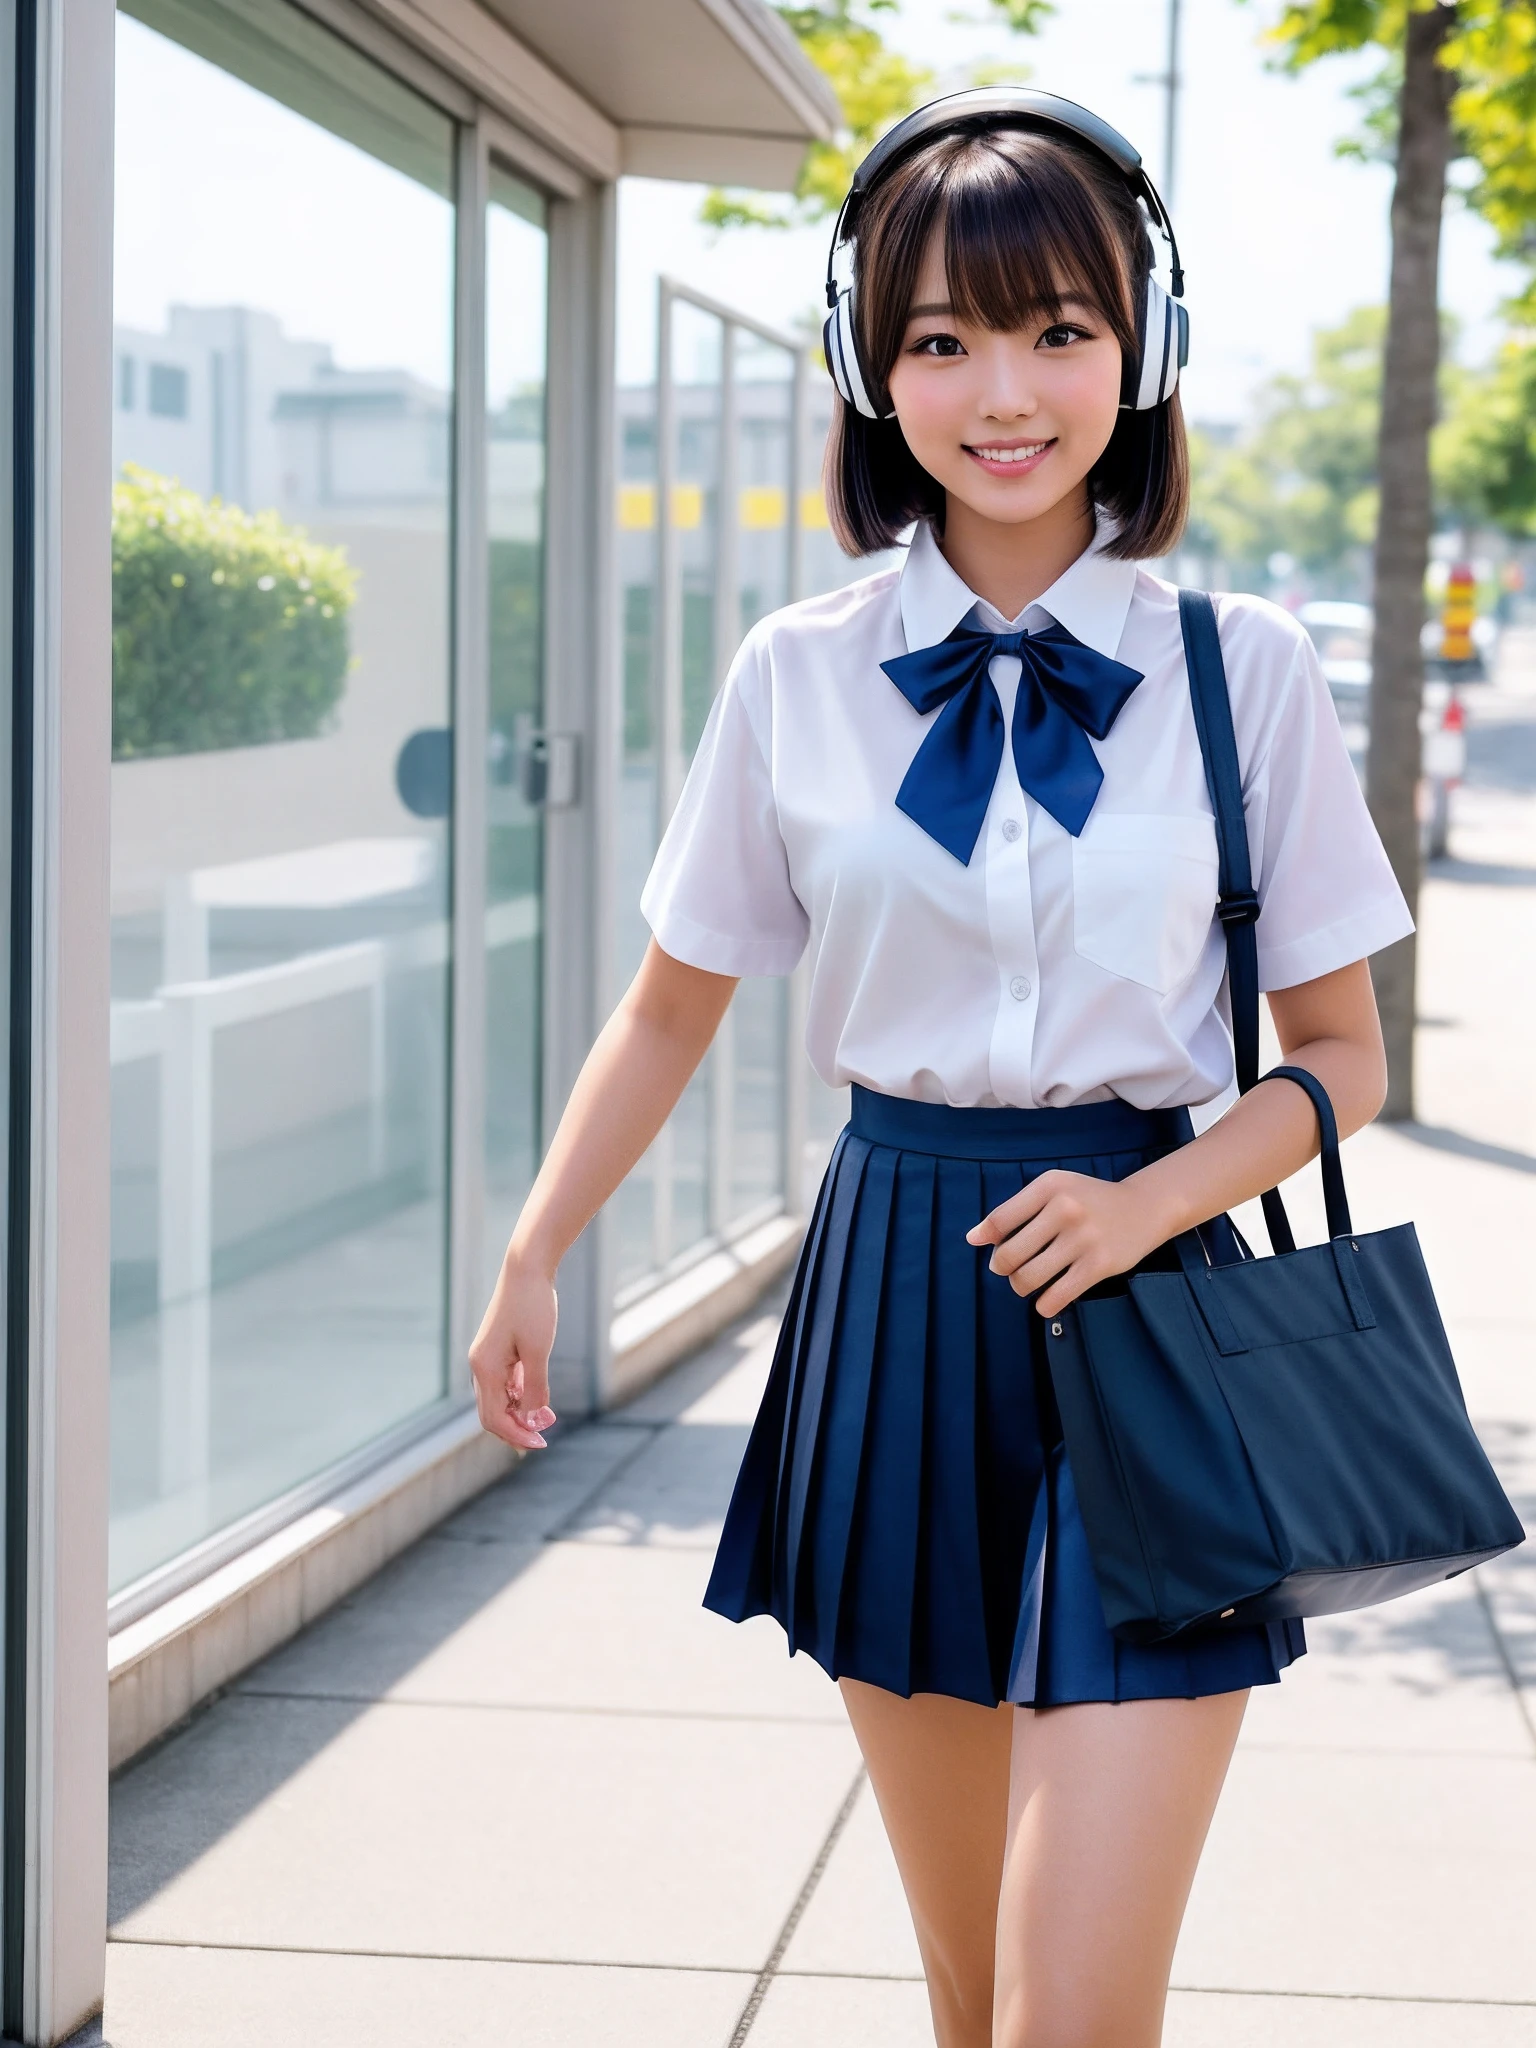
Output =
[{"x1": 940, "y1": 142, "x2": 1131, "y2": 342}]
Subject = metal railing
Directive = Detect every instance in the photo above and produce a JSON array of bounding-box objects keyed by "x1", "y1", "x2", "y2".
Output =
[{"x1": 627, "y1": 279, "x2": 822, "y2": 1293}]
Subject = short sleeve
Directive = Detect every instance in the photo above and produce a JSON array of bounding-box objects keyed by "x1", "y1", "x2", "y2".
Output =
[
  {"x1": 640, "y1": 631, "x2": 809, "y2": 977},
  {"x1": 1247, "y1": 622, "x2": 1414, "y2": 992}
]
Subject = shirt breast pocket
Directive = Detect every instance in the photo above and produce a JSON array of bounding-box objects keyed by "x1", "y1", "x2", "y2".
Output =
[{"x1": 1071, "y1": 812, "x2": 1221, "y2": 994}]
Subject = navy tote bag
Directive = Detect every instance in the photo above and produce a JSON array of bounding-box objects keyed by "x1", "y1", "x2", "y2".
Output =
[{"x1": 1045, "y1": 590, "x2": 1525, "y2": 1646}]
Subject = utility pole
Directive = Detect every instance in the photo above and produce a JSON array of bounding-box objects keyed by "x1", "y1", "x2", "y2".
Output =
[
  {"x1": 1135, "y1": 0, "x2": 1183, "y2": 207},
  {"x1": 1163, "y1": 0, "x2": 1182, "y2": 208}
]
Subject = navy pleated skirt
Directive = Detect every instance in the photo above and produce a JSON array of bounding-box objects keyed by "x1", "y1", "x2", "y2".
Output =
[{"x1": 704, "y1": 1086, "x2": 1306, "y2": 1708}]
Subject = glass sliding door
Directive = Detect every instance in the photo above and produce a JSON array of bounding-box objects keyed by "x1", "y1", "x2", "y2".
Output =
[
  {"x1": 483, "y1": 166, "x2": 547, "y2": 1272},
  {"x1": 109, "y1": 0, "x2": 457, "y2": 1594}
]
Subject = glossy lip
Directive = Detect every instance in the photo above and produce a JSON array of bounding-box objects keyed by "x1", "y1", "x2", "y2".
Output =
[{"x1": 963, "y1": 435, "x2": 1055, "y2": 478}]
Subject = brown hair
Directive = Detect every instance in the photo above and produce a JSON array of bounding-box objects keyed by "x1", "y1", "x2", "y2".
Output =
[{"x1": 824, "y1": 121, "x2": 1189, "y2": 561}]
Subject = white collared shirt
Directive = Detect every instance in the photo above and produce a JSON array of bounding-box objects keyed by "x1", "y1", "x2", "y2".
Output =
[{"x1": 640, "y1": 522, "x2": 1413, "y2": 1111}]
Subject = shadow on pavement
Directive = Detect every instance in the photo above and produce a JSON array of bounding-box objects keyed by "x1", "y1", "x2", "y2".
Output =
[
  {"x1": 108, "y1": 1306, "x2": 777, "y2": 1924},
  {"x1": 1394, "y1": 1121, "x2": 1536, "y2": 1176}
]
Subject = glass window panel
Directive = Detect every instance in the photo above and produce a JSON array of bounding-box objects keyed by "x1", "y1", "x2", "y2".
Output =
[
  {"x1": 729, "y1": 977, "x2": 785, "y2": 1224},
  {"x1": 613, "y1": 321, "x2": 660, "y2": 1289},
  {"x1": 671, "y1": 301, "x2": 723, "y2": 762},
  {"x1": 732, "y1": 328, "x2": 794, "y2": 638},
  {"x1": 108, "y1": 4, "x2": 456, "y2": 1593},
  {"x1": 484, "y1": 167, "x2": 547, "y2": 1272}
]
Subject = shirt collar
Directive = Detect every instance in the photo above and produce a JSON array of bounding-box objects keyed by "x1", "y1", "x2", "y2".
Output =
[{"x1": 897, "y1": 516, "x2": 1139, "y2": 661}]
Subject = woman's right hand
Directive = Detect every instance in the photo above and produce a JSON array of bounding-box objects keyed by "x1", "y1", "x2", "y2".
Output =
[{"x1": 469, "y1": 1255, "x2": 559, "y2": 1451}]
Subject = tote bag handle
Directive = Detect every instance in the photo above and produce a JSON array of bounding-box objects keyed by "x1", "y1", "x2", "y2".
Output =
[{"x1": 1178, "y1": 590, "x2": 1352, "y2": 1257}]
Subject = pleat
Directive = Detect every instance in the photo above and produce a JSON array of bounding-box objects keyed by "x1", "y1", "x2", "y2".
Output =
[
  {"x1": 838, "y1": 1148, "x2": 935, "y2": 1698},
  {"x1": 910, "y1": 1156, "x2": 996, "y2": 1700},
  {"x1": 704, "y1": 1133, "x2": 845, "y2": 1624},
  {"x1": 799, "y1": 1142, "x2": 897, "y2": 1673},
  {"x1": 777, "y1": 1136, "x2": 870, "y2": 1653},
  {"x1": 975, "y1": 1158, "x2": 1038, "y2": 1693}
]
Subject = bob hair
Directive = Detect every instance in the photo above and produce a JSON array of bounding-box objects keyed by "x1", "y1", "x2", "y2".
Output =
[{"x1": 824, "y1": 121, "x2": 1189, "y2": 562}]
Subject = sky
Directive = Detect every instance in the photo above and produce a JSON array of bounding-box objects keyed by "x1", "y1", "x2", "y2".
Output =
[
  {"x1": 619, "y1": 0, "x2": 1523, "y2": 422},
  {"x1": 115, "y1": 2, "x2": 1522, "y2": 429}
]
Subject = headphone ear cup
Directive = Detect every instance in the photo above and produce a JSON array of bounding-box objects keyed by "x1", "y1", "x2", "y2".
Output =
[
  {"x1": 1130, "y1": 274, "x2": 1183, "y2": 411},
  {"x1": 824, "y1": 286, "x2": 884, "y2": 420}
]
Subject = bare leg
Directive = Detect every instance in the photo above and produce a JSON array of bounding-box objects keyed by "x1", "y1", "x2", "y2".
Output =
[
  {"x1": 993, "y1": 1691, "x2": 1249, "y2": 2048},
  {"x1": 840, "y1": 1679, "x2": 1012, "y2": 2048}
]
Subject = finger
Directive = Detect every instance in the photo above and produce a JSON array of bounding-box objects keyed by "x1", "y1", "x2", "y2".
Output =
[
  {"x1": 471, "y1": 1355, "x2": 555, "y2": 1450},
  {"x1": 966, "y1": 1178, "x2": 1053, "y2": 1247},
  {"x1": 1035, "y1": 1259, "x2": 1104, "y2": 1317},
  {"x1": 987, "y1": 1208, "x2": 1065, "y2": 1278},
  {"x1": 486, "y1": 1408, "x2": 550, "y2": 1451},
  {"x1": 1005, "y1": 1237, "x2": 1083, "y2": 1300},
  {"x1": 508, "y1": 1358, "x2": 558, "y2": 1433}
]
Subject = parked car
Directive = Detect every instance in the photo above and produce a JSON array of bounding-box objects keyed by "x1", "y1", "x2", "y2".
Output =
[{"x1": 1296, "y1": 600, "x2": 1467, "y2": 858}]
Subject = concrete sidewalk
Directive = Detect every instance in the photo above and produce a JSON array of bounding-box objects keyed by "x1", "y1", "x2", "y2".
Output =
[{"x1": 99, "y1": 801, "x2": 1536, "y2": 2048}]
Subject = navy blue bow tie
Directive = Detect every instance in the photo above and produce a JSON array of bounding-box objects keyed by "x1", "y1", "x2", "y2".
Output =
[{"x1": 881, "y1": 619, "x2": 1144, "y2": 863}]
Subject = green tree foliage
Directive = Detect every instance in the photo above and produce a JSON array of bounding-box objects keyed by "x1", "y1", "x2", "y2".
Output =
[
  {"x1": 1189, "y1": 308, "x2": 1387, "y2": 587},
  {"x1": 1434, "y1": 337, "x2": 1536, "y2": 532},
  {"x1": 112, "y1": 465, "x2": 356, "y2": 761},
  {"x1": 1259, "y1": 1, "x2": 1536, "y2": 286},
  {"x1": 701, "y1": 1, "x2": 1053, "y2": 230}
]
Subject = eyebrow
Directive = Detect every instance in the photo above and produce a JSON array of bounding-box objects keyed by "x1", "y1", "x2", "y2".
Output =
[{"x1": 905, "y1": 294, "x2": 1097, "y2": 320}]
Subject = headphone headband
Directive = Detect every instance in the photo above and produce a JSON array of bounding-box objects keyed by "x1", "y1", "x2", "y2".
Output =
[{"x1": 825, "y1": 86, "x2": 1184, "y2": 308}]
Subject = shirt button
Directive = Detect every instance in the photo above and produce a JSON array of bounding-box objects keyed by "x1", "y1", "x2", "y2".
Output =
[
  {"x1": 1001, "y1": 817, "x2": 1022, "y2": 843},
  {"x1": 1009, "y1": 975, "x2": 1032, "y2": 1001}
]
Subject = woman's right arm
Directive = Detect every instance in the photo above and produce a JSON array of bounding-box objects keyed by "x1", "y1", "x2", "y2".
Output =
[{"x1": 469, "y1": 938, "x2": 738, "y2": 1451}]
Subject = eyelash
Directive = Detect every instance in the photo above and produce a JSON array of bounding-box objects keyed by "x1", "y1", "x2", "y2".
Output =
[{"x1": 908, "y1": 322, "x2": 1094, "y2": 358}]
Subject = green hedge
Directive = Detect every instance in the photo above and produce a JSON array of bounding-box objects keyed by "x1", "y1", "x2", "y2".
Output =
[{"x1": 112, "y1": 465, "x2": 357, "y2": 761}]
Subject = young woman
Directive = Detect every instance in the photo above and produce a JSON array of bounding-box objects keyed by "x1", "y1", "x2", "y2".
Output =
[{"x1": 472, "y1": 93, "x2": 1412, "y2": 2048}]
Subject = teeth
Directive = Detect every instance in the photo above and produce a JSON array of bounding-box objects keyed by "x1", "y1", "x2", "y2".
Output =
[{"x1": 974, "y1": 443, "x2": 1048, "y2": 463}]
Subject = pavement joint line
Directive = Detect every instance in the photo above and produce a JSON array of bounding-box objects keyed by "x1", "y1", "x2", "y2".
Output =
[
  {"x1": 103, "y1": 1936, "x2": 764, "y2": 1977},
  {"x1": 96, "y1": 1943, "x2": 1536, "y2": 2010},
  {"x1": 1472, "y1": 1576, "x2": 1536, "y2": 1754},
  {"x1": 1235, "y1": 1740, "x2": 1536, "y2": 1759},
  {"x1": 768, "y1": 1968, "x2": 1536, "y2": 2007},
  {"x1": 725, "y1": 1765, "x2": 868, "y2": 2047},
  {"x1": 1167, "y1": 1983, "x2": 1536, "y2": 2009},
  {"x1": 228, "y1": 1688, "x2": 848, "y2": 1728}
]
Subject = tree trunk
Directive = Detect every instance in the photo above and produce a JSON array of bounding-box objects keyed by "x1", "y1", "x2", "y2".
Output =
[{"x1": 1368, "y1": 1, "x2": 1456, "y2": 1121}]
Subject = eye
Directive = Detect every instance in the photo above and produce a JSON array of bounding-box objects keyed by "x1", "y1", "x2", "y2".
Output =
[
  {"x1": 1038, "y1": 322, "x2": 1092, "y2": 350},
  {"x1": 910, "y1": 331, "x2": 967, "y2": 358}
]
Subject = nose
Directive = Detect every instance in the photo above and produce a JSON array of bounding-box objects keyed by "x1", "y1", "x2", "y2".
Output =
[{"x1": 973, "y1": 335, "x2": 1040, "y2": 423}]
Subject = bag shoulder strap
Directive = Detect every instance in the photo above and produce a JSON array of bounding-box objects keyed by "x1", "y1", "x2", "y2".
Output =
[
  {"x1": 1177, "y1": 589, "x2": 1298, "y2": 1255},
  {"x1": 1177, "y1": 590, "x2": 1261, "y2": 1087}
]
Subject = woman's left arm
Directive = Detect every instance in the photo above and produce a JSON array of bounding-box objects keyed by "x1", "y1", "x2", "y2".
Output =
[{"x1": 970, "y1": 959, "x2": 1387, "y2": 1316}]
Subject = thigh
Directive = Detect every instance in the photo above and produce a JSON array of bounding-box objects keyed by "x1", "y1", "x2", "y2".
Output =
[
  {"x1": 994, "y1": 1690, "x2": 1249, "y2": 2048},
  {"x1": 840, "y1": 1679, "x2": 1013, "y2": 2048}
]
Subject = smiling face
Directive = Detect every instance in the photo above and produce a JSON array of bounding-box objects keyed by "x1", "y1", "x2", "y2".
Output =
[{"x1": 885, "y1": 227, "x2": 1126, "y2": 535}]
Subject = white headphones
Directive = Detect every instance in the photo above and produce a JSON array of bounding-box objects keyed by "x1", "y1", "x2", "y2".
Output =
[{"x1": 823, "y1": 87, "x2": 1189, "y2": 423}]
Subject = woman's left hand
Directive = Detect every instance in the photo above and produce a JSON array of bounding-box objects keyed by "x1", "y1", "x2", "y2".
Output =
[{"x1": 966, "y1": 1169, "x2": 1173, "y2": 1317}]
